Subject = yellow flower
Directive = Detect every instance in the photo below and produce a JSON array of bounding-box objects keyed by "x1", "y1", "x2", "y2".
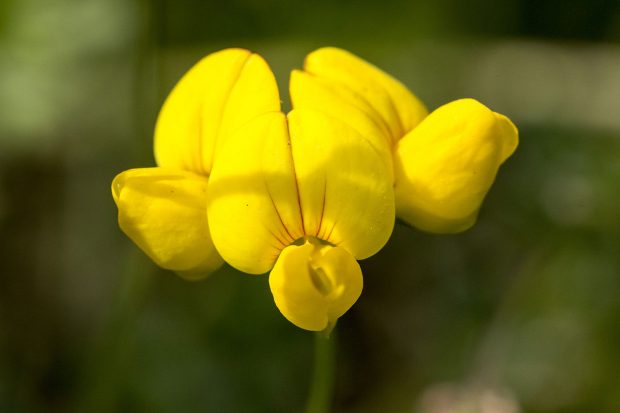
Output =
[
  {"x1": 291, "y1": 47, "x2": 518, "y2": 233},
  {"x1": 111, "y1": 49, "x2": 276, "y2": 280},
  {"x1": 112, "y1": 47, "x2": 518, "y2": 331},
  {"x1": 204, "y1": 55, "x2": 395, "y2": 331},
  {"x1": 112, "y1": 48, "x2": 393, "y2": 330}
]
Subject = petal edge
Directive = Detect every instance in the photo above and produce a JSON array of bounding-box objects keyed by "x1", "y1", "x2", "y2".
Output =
[
  {"x1": 394, "y1": 99, "x2": 518, "y2": 233},
  {"x1": 112, "y1": 167, "x2": 223, "y2": 278}
]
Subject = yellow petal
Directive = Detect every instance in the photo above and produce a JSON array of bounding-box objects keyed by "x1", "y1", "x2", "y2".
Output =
[
  {"x1": 288, "y1": 109, "x2": 395, "y2": 259},
  {"x1": 112, "y1": 167, "x2": 223, "y2": 279},
  {"x1": 394, "y1": 99, "x2": 519, "y2": 233},
  {"x1": 154, "y1": 48, "x2": 281, "y2": 175},
  {"x1": 269, "y1": 239, "x2": 363, "y2": 331},
  {"x1": 289, "y1": 69, "x2": 393, "y2": 158},
  {"x1": 207, "y1": 112, "x2": 304, "y2": 274},
  {"x1": 302, "y1": 47, "x2": 428, "y2": 143}
]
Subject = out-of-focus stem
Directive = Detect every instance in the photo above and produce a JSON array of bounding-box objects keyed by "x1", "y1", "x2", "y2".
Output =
[{"x1": 305, "y1": 327, "x2": 337, "y2": 413}]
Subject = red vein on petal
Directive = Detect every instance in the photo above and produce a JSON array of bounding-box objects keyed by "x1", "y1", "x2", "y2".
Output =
[
  {"x1": 316, "y1": 178, "x2": 327, "y2": 238},
  {"x1": 266, "y1": 227, "x2": 287, "y2": 250},
  {"x1": 284, "y1": 115, "x2": 306, "y2": 236},
  {"x1": 265, "y1": 185, "x2": 295, "y2": 245}
]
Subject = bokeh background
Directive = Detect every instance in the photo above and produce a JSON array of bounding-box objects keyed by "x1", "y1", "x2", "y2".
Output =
[{"x1": 1, "y1": 0, "x2": 620, "y2": 412}]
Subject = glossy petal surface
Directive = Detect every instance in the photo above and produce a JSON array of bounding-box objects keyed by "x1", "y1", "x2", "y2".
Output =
[
  {"x1": 112, "y1": 167, "x2": 222, "y2": 279},
  {"x1": 154, "y1": 48, "x2": 281, "y2": 175},
  {"x1": 288, "y1": 109, "x2": 395, "y2": 259},
  {"x1": 269, "y1": 240, "x2": 363, "y2": 331},
  {"x1": 394, "y1": 99, "x2": 519, "y2": 233},
  {"x1": 207, "y1": 112, "x2": 304, "y2": 274},
  {"x1": 302, "y1": 47, "x2": 428, "y2": 143}
]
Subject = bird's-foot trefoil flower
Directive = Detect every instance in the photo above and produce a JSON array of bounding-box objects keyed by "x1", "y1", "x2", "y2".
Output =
[
  {"x1": 112, "y1": 48, "x2": 394, "y2": 330},
  {"x1": 112, "y1": 49, "x2": 282, "y2": 279},
  {"x1": 291, "y1": 47, "x2": 519, "y2": 233},
  {"x1": 112, "y1": 47, "x2": 518, "y2": 331},
  {"x1": 204, "y1": 56, "x2": 395, "y2": 331}
]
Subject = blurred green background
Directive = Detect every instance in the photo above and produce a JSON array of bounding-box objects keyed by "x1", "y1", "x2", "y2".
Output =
[{"x1": 1, "y1": 0, "x2": 620, "y2": 412}]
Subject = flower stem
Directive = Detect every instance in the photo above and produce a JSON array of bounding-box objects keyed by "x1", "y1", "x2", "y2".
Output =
[{"x1": 305, "y1": 327, "x2": 337, "y2": 413}]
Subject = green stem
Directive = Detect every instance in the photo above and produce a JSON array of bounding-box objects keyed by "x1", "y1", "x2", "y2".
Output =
[{"x1": 305, "y1": 328, "x2": 337, "y2": 413}]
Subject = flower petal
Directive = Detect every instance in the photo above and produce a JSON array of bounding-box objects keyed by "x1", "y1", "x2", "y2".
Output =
[
  {"x1": 269, "y1": 240, "x2": 363, "y2": 331},
  {"x1": 394, "y1": 99, "x2": 519, "y2": 233},
  {"x1": 112, "y1": 167, "x2": 223, "y2": 279},
  {"x1": 302, "y1": 47, "x2": 428, "y2": 142},
  {"x1": 154, "y1": 48, "x2": 281, "y2": 175},
  {"x1": 288, "y1": 109, "x2": 395, "y2": 259},
  {"x1": 289, "y1": 69, "x2": 394, "y2": 162},
  {"x1": 207, "y1": 112, "x2": 304, "y2": 274}
]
